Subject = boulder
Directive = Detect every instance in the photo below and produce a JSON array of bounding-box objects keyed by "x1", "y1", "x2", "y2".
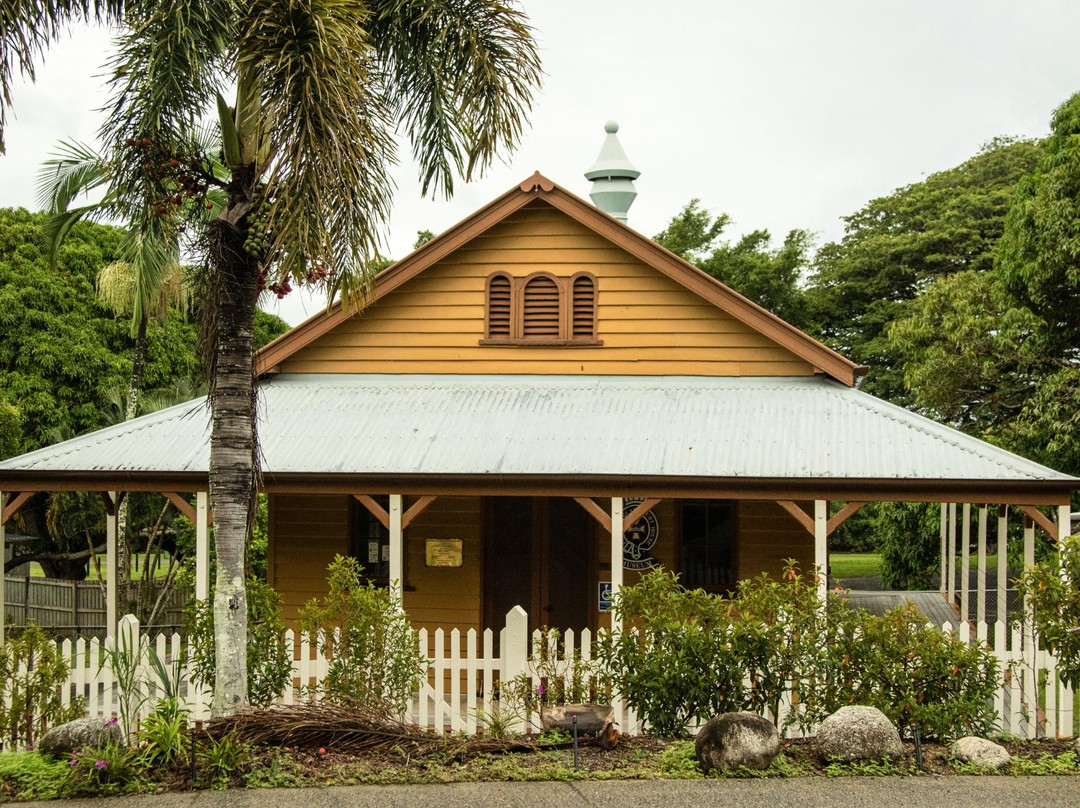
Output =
[
  {"x1": 37, "y1": 717, "x2": 123, "y2": 758},
  {"x1": 695, "y1": 712, "x2": 780, "y2": 772},
  {"x1": 815, "y1": 706, "x2": 903, "y2": 762},
  {"x1": 951, "y1": 736, "x2": 1011, "y2": 770},
  {"x1": 540, "y1": 703, "x2": 613, "y2": 735}
]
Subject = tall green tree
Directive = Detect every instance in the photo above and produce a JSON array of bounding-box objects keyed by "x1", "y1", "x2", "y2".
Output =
[
  {"x1": 888, "y1": 93, "x2": 1080, "y2": 476},
  {"x1": 86, "y1": 0, "x2": 540, "y2": 716},
  {"x1": 38, "y1": 139, "x2": 200, "y2": 420},
  {"x1": 654, "y1": 199, "x2": 813, "y2": 328},
  {"x1": 807, "y1": 138, "x2": 1041, "y2": 404}
]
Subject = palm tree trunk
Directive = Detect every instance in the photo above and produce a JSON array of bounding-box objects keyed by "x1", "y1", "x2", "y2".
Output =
[
  {"x1": 115, "y1": 318, "x2": 148, "y2": 615},
  {"x1": 209, "y1": 222, "x2": 258, "y2": 717}
]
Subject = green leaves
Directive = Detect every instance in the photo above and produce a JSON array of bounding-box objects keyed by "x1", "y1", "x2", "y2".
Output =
[
  {"x1": 598, "y1": 566, "x2": 1001, "y2": 739},
  {"x1": 808, "y1": 137, "x2": 1041, "y2": 404},
  {"x1": 215, "y1": 92, "x2": 242, "y2": 170}
]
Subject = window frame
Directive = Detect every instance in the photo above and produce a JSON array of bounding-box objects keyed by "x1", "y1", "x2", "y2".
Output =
[{"x1": 479, "y1": 271, "x2": 602, "y2": 346}]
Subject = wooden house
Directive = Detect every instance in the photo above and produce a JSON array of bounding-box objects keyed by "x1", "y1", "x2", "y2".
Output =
[{"x1": 1, "y1": 129, "x2": 1074, "y2": 641}]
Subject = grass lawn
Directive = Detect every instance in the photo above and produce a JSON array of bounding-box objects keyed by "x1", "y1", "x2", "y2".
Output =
[
  {"x1": 830, "y1": 551, "x2": 1004, "y2": 583},
  {"x1": 21, "y1": 552, "x2": 176, "y2": 580},
  {"x1": 829, "y1": 552, "x2": 881, "y2": 579}
]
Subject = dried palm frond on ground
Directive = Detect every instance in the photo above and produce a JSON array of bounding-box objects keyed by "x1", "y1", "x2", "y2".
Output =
[{"x1": 202, "y1": 703, "x2": 609, "y2": 759}]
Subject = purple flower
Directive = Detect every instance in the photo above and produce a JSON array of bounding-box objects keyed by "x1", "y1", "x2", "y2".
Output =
[
  {"x1": 69, "y1": 759, "x2": 78, "y2": 767},
  {"x1": 25, "y1": 744, "x2": 34, "y2": 751},
  {"x1": 537, "y1": 684, "x2": 545, "y2": 696},
  {"x1": 103, "y1": 718, "x2": 118, "y2": 727},
  {"x1": 94, "y1": 761, "x2": 108, "y2": 769}
]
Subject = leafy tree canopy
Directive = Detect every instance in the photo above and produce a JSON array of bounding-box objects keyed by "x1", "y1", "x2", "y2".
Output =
[
  {"x1": 654, "y1": 199, "x2": 813, "y2": 328},
  {"x1": 807, "y1": 137, "x2": 1041, "y2": 404}
]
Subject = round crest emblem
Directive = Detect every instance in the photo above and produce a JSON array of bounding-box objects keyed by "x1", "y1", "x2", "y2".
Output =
[{"x1": 622, "y1": 498, "x2": 659, "y2": 570}]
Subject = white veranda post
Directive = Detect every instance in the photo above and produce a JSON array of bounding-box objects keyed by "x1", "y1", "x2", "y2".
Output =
[
  {"x1": 610, "y1": 497, "x2": 623, "y2": 633},
  {"x1": 939, "y1": 503, "x2": 947, "y2": 594},
  {"x1": 996, "y1": 506, "x2": 1008, "y2": 626},
  {"x1": 196, "y1": 492, "x2": 210, "y2": 602},
  {"x1": 106, "y1": 491, "x2": 119, "y2": 638},
  {"x1": 961, "y1": 503, "x2": 971, "y2": 623},
  {"x1": 389, "y1": 495, "x2": 403, "y2": 603},
  {"x1": 0, "y1": 491, "x2": 5, "y2": 646},
  {"x1": 814, "y1": 500, "x2": 827, "y2": 603}
]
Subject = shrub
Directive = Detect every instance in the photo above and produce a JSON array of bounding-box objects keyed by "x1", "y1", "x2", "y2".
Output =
[
  {"x1": 185, "y1": 576, "x2": 293, "y2": 708},
  {"x1": 298, "y1": 555, "x2": 426, "y2": 715},
  {"x1": 137, "y1": 697, "x2": 189, "y2": 768},
  {"x1": 0, "y1": 623, "x2": 85, "y2": 748},
  {"x1": 65, "y1": 742, "x2": 140, "y2": 796},
  {"x1": 597, "y1": 569, "x2": 745, "y2": 736},
  {"x1": 597, "y1": 565, "x2": 1002, "y2": 739},
  {"x1": 1018, "y1": 534, "x2": 1080, "y2": 689},
  {"x1": 0, "y1": 751, "x2": 70, "y2": 801},
  {"x1": 825, "y1": 603, "x2": 1000, "y2": 738}
]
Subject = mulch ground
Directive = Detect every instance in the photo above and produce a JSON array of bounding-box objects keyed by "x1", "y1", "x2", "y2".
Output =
[{"x1": 178, "y1": 734, "x2": 1078, "y2": 790}]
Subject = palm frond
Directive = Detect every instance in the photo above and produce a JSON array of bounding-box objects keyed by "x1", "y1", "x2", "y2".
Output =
[
  {"x1": 240, "y1": 0, "x2": 398, "y2": 295},
  {"x1": 41, "y1": 204, "x2": 114, "y2": 267},
  {"x1": 102, "y1": 0, "x2": 236, "y2": 211},
  {"x1": 371, "y1": 0, "x2": 541, "y2": 197},
  {"x1": 37, "y1": 139, "x2": 112, "y2": 212},
  {"x1": 0, "y1": 0, "x2": 128, "y2": 152}
]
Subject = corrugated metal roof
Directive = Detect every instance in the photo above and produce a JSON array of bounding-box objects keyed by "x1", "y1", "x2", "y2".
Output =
[{"x1": 0, "y1": 374, "x2": 1073, "y2": 482}]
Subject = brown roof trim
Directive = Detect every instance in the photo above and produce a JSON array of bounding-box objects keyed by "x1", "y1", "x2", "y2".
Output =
[
  {"x1": 259, "y1": 473, "x2": 1072, "y2": 505},
  {"x1": 2, "y1": 470, "x2": 1071, "y2": 505},
  {"x1": 256, "y1": 171, "x2": 863, "y2": 383}
]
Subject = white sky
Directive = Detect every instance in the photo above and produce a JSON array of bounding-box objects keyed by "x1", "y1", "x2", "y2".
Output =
[{"x1": 2, "y1": 0, "x2": 1078, "y2": 326}]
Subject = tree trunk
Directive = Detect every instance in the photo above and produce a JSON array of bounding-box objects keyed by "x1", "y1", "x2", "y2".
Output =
[{"x1": 209, "y1": 217, "x2": 259, "y2": 717}]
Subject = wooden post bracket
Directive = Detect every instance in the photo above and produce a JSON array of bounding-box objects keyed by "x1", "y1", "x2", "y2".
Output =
[
  {"x1": 2, "y1": 491, "x2": 34, "y2": 523},
  {"x1": 402, "y1": 495, "x2": 437, "y2": 529},
  {"x1": 1018, "y1": 505, "x2": 1057, "y2": 541},
  {"x1": 352, "y1": 494, "x2": 437, "y2": 531},
  {"x1": 353, "y1": 494, "x2": 390, "y2": 530},
  {"x1": 826, "y1": 502, "x2": 867, "y2": 537},
  {"x1": 573, "y1": 497, "x2": 612, "y2": 533},
  {"x1": 624, "y1": 498, "x2": 661, "y2": 531},
  {"x1": 776, "y1": 500, "x2": 814, "y2": 536}
]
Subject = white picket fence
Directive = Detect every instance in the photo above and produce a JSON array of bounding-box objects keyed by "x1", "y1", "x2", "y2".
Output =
[{"x1": 8, "y1": 610, "x2": 1074, "y2": 741}]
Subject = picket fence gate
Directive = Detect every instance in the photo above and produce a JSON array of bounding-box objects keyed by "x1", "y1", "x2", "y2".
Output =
[{"x1": 5, "y1": 610, "x2": 1075, "y2": 742}]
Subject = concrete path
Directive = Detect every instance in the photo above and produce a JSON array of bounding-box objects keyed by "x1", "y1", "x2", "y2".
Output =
[{"x1": 16, "y1": 778, "x2": 1080, "y2": 808}]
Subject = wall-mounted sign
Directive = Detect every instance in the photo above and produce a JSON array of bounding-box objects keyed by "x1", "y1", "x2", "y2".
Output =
[
  {"x1": 424, "y1": 539, "x2": 463, "y2": 567},
  {"x1": 598, "y1": 582, "x2": 613, "y2": 612},
  {"x1": 623, "y1": 497, "x2": 659, "y2": 570}
]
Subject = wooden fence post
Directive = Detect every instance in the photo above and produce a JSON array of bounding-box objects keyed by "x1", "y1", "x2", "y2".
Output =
[{"x1": 502, "y1": 606, "x2": 528, "y2": 683}]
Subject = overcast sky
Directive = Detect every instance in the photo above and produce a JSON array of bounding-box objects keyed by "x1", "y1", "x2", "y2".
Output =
[{"x1": 2, "y1": 0, "x2": 1079, "y2": 325}]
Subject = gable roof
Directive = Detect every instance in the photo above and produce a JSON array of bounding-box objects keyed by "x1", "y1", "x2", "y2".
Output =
[
  {"x1": 256, "y1": 173, "x2": 865, "y2": 386},
  {"x1": 1, "y1": 374, "x2": 1072, "y2": 503}
]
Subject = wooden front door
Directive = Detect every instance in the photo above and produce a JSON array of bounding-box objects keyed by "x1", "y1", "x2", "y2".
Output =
[{"x1": 484, "y1": 497, "x2": 594, "y2": 635}]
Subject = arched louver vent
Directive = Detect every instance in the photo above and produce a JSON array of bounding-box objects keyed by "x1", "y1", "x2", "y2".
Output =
[
  {"x1": 487, "y1": 274, "x2": 512, "y2": 338},
  {"x1": 522, "y1": 276, "x2": 561, "y2": 338},
  {"x1": 572, "y1": 275, "x2": 596, "y2": 339}
]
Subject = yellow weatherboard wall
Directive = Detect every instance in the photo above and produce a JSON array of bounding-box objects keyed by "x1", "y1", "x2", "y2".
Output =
[{"x1": 277, "y1": 202, "x2": 815, "y2": 377}]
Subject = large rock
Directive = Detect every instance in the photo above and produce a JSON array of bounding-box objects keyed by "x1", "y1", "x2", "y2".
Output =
[
  {"x1": 951, "y1": 736, "x2": 1011, "y2": 770},
  {"x1": 540, "y1": 703, "x2": 613, "y2": 735},
  {"x1": 37, "y1": 717, "x2": 123, "y2": 758},
  {"x1": 695, "y1": 712, "x2": 781, "y2": 772},
  {"x1": 815, "y1": 706, "x2": 903, "y2": 762}
]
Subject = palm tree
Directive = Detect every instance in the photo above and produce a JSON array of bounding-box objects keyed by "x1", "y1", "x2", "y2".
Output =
[
  {"x1": 5, "y1": 0, "x2": 539, "y2": 716},
  {"x1": 38, "y1": 139, "x2": 202, "y2": 419},
  {"x1": 98, "y1": 1, "x2": 539, "y2": 716}
]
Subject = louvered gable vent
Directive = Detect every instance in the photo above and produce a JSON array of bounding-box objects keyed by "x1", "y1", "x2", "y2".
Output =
[
  {"x1": 486, "y1": 274, "x2": 512, "y2": 338},
  {"x1": 522, "y1": 276, "x2": 561, "y2": 338},
  {"x1": 571, "y1": 274, "x2": 596, "y2": 339}
]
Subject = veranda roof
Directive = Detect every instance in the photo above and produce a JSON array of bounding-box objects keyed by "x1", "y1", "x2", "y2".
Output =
[{"x1": 0, "y1": 374, "x2": 1073, "y2": 502}]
